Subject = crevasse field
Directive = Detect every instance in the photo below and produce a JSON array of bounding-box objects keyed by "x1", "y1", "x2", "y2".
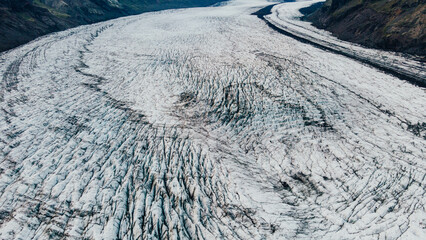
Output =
[{"x1": 0, "y1": 0, "x2": 425, "y2": 239}]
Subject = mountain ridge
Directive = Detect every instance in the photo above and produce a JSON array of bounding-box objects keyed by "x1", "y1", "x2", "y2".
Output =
[{"x1": 307, "y1": 0, "x2": 426, "y2": 56}]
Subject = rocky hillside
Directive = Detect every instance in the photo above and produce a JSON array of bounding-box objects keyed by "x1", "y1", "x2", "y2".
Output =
[
  {"x1": 0, "y1": 0, "x2": 222, "y2": 52},
  {"x1": 308, "y1": 0, "x2": 426, "y2": 56}
]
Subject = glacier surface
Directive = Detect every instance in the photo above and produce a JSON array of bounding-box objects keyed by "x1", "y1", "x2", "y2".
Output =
[{"x1": 0, "y1": 0, "x2": 425, "y2": 239}]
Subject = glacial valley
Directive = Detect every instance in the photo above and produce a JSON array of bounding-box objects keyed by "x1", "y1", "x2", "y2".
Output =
[{"x1": 0, "y1": 0, "x2": 425, "y2": 239}]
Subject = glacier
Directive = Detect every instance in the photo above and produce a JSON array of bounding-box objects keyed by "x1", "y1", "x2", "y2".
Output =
[{"x1": 0, "y1": 0, "x2": 425, "y2": 239}]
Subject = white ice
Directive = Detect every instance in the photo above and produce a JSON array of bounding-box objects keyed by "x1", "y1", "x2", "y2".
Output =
[{"x1": 0, "y1": 0, "x2": 425, "y2": 239}]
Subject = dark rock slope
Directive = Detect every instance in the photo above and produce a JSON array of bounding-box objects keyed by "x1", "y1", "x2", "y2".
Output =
[
  {"x1": 308, "y1": 0, "x2": 426, "y2": 56},
  {"x1": 0, "y1": 0, "x2": 222, "y2": 52}
]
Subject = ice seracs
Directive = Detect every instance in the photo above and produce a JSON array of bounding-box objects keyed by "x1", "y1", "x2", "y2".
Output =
[{"x1": 0, "y1": 0, "x2": 425, "y2": 239}]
